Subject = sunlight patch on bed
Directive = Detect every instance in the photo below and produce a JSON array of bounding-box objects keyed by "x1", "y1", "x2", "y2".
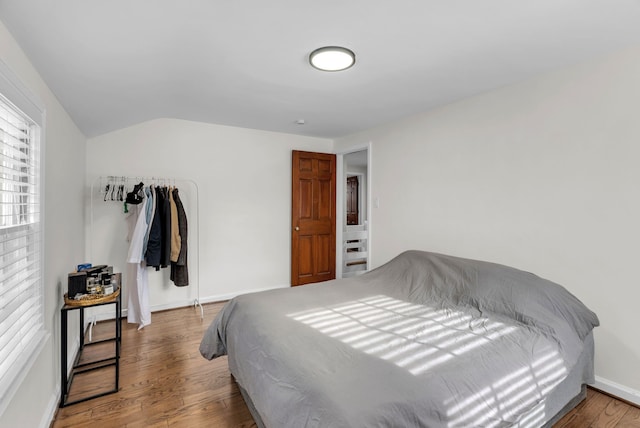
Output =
[
  {"x1": 288, "y1": 295, "x2": 568, "y2": 427},
  {"x1": 288, "y1": 295, "x2": 519, "y2": 375},
  {"x1": 443, "y1": 350, "x2": 567, "y2": 428}
]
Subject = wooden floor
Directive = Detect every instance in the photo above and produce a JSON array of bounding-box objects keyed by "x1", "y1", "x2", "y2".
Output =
[
  {"x1": 52, "y1": 303, "x2": 640, "y2": 428},
  {"x1": 53, "y1": 302, "x2": 255, "y2": 428},
  {"x1": 555, "y1": 389, "x2": 640, "y2": 427}
]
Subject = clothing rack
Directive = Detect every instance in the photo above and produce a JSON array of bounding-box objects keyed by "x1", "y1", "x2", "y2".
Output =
[{"x1": 90, "y1": 175, "x2": 203, "y2": 318}]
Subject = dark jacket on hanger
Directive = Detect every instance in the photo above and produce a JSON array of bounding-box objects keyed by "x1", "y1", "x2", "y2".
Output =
[
  {"x1": 159, "y1": 186, "x2": 172, "y2": 268},
  {"x1": 145, "y1": 186, "x2": 164, "y2": 269},
  {"x1": 170, "y1": 188, "x2": 189, "y2": 286}
]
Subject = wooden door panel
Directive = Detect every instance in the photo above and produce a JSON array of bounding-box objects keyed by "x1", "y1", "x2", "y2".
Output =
[
  {"x1": 298, "y1": 236, "x2": 313, "y2": 278},
  {"x1": 315, "y1": 234, "x2": 332, "y2": 275},
  {"x1": 298, "y1": 157, "x2": 313, "y2": 173},
  {"x1": 318, "y1": 159, "x2": 332, "y2": 175},
  {"x1": 291, "y1": 150, "x2": 336, "y2": 286},
  {"x1": 318, "y1": 178, "x2": 333, "y2": 220},
  {"x1": 298, "y1": 179, "x2": 313, "y2": 220}
]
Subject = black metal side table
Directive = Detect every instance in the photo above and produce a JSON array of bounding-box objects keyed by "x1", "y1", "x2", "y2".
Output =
[{"x1": 60, "y1": 286, "x2": 121, "y2": 407}]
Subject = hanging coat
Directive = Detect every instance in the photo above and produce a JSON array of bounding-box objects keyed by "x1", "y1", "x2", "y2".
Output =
[
  {"x1": 145, "y1": 186, "x2": 163, "y2": 269},
  {"x1": 170, "y1": 188, "x2": 189, "y2": 286},
  {"x1": 142, "y1": 185, "x2": 155, "y2": 259},
  {"x1": 160, "y1": 186, "x2": 172, "y2": 268},
  {"x1": 169, "y1": 188, "x2": 181, "y2": 262}
]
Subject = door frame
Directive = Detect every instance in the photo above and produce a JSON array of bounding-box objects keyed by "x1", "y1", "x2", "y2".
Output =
[{"x1": 336, "y1": 142, "x2": 373, "y2": 278}]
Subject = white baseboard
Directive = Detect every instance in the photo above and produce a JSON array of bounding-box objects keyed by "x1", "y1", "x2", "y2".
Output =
[
  {"x1": 40, "y1": 384, "x2": 61, "y2": 428},
  {"x1": 197, "y1": 284, "x2": 291, "y2": 305},
  {"x1": 593, "y1": 376, "x2": 640, "y2": 406},
  {"x1": 88, "y1": 284, "x2": 291, "y2": 324},
  {"x1": 44, "y1": 336, "x2": 80, "y2": 428}
]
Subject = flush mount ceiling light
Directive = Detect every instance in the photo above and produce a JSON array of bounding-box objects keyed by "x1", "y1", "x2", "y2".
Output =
[{"x1": 309, "y1": 46, "x2": 355, "y2": 72}]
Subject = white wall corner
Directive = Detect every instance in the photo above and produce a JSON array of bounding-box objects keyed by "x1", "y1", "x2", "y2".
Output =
[
  {"x1": 593, "y1": 376, "x2": 640, "y2": 407},
  {"x1": 40, "y1": 384, "x2": 61, "y2": 428},
  {"x1": 42, "y1": 336, "x2": 79, "y2": 428}
]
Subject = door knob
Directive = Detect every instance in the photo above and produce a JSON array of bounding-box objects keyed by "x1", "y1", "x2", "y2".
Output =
[{"x1": 295, "y1": 227, "x2": 300, "y2": 231}]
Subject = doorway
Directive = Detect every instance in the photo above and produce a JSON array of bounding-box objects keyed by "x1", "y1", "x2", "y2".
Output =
[{"x1": 338, "y1": 147, "x2": 370, "y2": 278}]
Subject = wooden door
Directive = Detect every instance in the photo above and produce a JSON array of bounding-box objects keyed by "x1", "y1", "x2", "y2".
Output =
[
  {"x1": 346, "y1": 176, "x2": 359, "y2": 225},
  {"x1": 291, "y1": 150, "x2": 336, "y2": 286}
]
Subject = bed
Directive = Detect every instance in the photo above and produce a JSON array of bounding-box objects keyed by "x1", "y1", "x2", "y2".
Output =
[{"x1": 200, "y1": 250, "x2": 599, "y2": 427}]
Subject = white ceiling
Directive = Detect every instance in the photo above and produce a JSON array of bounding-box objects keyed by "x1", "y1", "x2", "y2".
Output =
[{"x1": 1, "y1": 0, "x2": 640, "y2": 139}]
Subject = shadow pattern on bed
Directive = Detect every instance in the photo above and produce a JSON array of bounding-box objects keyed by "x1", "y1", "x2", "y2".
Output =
[{"x1": 201, "y1": 250, "x2": 599, "y2": 427}]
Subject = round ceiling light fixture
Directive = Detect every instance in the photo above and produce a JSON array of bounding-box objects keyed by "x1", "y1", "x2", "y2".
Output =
[{"x1": 309, "y1": 46, "x2": 355, "y2": 72}]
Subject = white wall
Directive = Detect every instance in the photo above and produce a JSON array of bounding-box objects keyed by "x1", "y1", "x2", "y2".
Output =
[
  {"x1": 335, "y1": 47, "x2": 640, "y2": 400},
  {"x1": 0, "y1": 20, "x2": 86, "y2": 428},
  {"x1": 86, "y1": 118, "x2": 331, "y2": 315}
]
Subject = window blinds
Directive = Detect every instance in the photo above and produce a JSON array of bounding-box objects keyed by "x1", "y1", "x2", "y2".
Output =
[{"x1": 0, "y1": 93, "x2": 44, "y2": 397}]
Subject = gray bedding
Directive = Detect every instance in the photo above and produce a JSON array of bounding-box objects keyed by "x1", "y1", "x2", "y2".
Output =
[{"x1": 200, "y1": 250, "x2": 599, "y2": 427}]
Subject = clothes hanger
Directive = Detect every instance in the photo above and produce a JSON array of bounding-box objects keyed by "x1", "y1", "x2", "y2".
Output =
[{"x1": 117, "y1": 184, "x2": 124, "y2": 201}]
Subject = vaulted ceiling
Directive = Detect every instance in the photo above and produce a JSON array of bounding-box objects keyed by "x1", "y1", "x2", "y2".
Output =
[{"x1": 1, "y1": 0, "x2": 640, "y2": 139}]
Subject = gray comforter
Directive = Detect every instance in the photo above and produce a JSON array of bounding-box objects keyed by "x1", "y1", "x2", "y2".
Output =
[{"x1": 200, "y1": 250, "x2": 599, "y2": 427}]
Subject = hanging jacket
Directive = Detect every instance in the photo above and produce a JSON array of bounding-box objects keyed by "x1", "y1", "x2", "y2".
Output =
[
  {"x1": 170, "y1": 188, "x2": 189, "y2": 286},
  {"x1": 169, "y1": 188, "x2": 181, "y2": 262},
  {"x1": 142, "y1": 186, "x2": 155, "y2": 259},
  {"x1": 145, "y1": 186, "x2": 163, "y2": 269},
  {"x1": 160, "y1": 186, "x2": 172, "y2": 268}
]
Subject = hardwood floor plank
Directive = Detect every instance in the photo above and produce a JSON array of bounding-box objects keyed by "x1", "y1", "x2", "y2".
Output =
[
  {"x1": 50, "y1": 409, "x2": 93, "y2": 427},
  {"x1": 125, "y1": 419, "x2": 169, "y2": 428},
  {"x1": 554, "y1": 412, "x2": 589, "y2": 428},
  {"x1": 591, "y1": 400, "x2": 635, "y2": 428},
  {"x1": 51, "y1": 303, "x2": 640, "y2": 428},
  {"x1": 575, "y1": 388, "x2": 614, "y2": 425},
  {"x1": 618, "y1": 406, "x2": 640, "y2": 428},
  {"x1": 166, "y1": 397, "x2": 255, "y2": 428}
]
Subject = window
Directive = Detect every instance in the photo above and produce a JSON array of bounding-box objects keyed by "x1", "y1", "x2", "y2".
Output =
[{"x1": 0, "y1": 63, "x2": 46, "y2": 413}]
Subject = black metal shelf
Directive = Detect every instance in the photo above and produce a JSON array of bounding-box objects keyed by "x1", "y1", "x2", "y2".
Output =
[{"x1": 60, "y1": 287, "x2": 121, "y2": 407}]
